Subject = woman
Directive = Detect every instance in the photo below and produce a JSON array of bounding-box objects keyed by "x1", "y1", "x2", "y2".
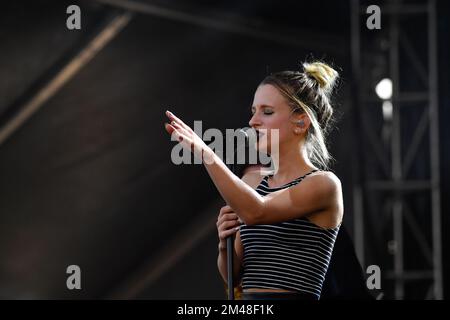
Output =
[
  {"x1": 164, "y1": 61, "x2": 344, "y2": 300},
  {"x1": 221, "y1": 162, "x2": 370, "y2": 300}
]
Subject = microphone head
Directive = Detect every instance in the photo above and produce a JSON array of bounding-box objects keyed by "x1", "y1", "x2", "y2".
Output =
[
  {"x1": 231, "y1": 127, "x2": 252, "y2": 176},
  {"x1": 237, "y1": 127, "x2": 257, "y2": 142},
  {"x1": 237, "y1": 127, "x2": 249, "y2": 138}
]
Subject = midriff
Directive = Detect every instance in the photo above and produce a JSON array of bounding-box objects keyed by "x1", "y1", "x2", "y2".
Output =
[{"x1": 244, "y1": 288, "x2": 296, "y2": 293}]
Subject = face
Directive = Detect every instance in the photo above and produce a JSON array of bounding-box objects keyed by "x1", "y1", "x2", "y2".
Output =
[{"x1": 249, "y1": 84, "x2": 307, "y2": 154}]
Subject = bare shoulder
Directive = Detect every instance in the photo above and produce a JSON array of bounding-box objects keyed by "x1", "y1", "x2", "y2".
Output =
[
  {"x1": 308, "y1": 170, "x2": 342, "y2": 193},
  {"x1": 315, "y1": 171, "x2": 341, "y2": 190},
  {"x1": 304, "y1": 170, "x2": 344, "y2": 227},
  {"x1": 292, "y1": 170, "x2": 343, "y2": 210}
]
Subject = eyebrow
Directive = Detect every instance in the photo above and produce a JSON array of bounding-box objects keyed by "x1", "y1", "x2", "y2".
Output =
[{"x1": 251, "y1": 104, "x2": 276, "y2": 110}]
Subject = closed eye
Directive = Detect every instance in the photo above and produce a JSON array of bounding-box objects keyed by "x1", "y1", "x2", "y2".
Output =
[{"x1": 250, "y1": 105, "x2": 274, "y2": 115}]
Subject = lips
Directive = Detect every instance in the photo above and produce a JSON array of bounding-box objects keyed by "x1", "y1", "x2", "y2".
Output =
[
  {"x1": 256, "y1": 129, "x2": 265, "y2": 137},
  {"x1": 254, "y1": 129, "x2": 265, "y2": 142}
]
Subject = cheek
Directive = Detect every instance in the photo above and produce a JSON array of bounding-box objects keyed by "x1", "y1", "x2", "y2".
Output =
[
  {"x1": 264, "y1": 115, "x2": 293, "y2": 143},
  {"x1": 266, "y1": 125, "x2": 291, "y2": 143}
]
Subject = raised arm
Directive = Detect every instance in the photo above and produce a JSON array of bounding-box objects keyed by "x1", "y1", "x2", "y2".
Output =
[{"x1": 164, "y1": 111, "x2": 341, "y2": 226}]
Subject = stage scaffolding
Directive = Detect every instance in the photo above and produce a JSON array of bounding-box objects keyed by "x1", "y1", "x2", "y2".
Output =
[{"x1": 350, "y1": 0, "x2": 442, "y2": 299}]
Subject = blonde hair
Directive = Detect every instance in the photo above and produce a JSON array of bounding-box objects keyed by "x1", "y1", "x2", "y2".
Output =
[
  {"x1": 260, "y1": 61, "x2": 339, "y2": 169},
  {"x1": 303, "y1": 62, "x2": 339, "y2": 95}
]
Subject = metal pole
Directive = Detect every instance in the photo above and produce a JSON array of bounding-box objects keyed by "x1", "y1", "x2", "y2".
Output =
[
  {"x1": 350, "y1": 0, "x2": 365, "y2": 268},
  {"x1": 227, "y1": 236, "x2": 234, "y2": 300},
  {"x1": 354, "y1": 0, "x2": 442, "y2": 300},
  {"x1": 0, "y1": 11, "x2": 133, "y2": 146},
  {"x1": 96, "y1": 0, "x2": 344, "y2": 54},
  {"x1": 427, "y1": 0, "x2": 443, "y2": 300},
  {"x1": 389, "y1": 0, "x2": 404, "y2": 299}
]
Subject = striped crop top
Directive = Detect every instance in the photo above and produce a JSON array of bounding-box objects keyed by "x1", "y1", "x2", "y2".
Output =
[{"x1": 239, "y1": 169, "x2": 340, "y2": 299}]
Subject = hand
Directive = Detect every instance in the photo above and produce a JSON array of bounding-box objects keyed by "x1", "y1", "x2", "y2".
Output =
[
  {"x1": 216, "y1": 205, "x2": 242, "y2": 250},
  {"x1": 164, "y1": 110, "x2": 215, "y2": 164}
]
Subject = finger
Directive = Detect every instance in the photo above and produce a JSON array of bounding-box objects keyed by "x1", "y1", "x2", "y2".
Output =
[
  {"x1": 217, "y1": 216, "x2": 239, "y2": 226},
  {"x1": 171, "y1": 121, "x2": 192, "y2": 138},
  {"x1": 166, "y1": 111, "x2": 191, "y2": 132},
  {"x1": 217, "y1": 212, "x2": 238, "y2": 225},
  {"x1": 168, "y1": 118, "x2": 205, "y2": 158},
  {"x1": 219, "y1": 227, "x2": 239, "y2": 239},
  {"x1": 171, "y1": 125, "x2": 194, "y2": 144},
  {"x1": 170, "y1": 128, "x2": 182, "y2": 142},
  {"x1": 164, "y1": 123, "x2": 175, "y2": 135},
  {"x1": 219, "y1": 213, "x2": 239, "y2": 221},
  {"x1": 172, "y1": 129, "x2": 192, "y2": 145},
  {"x1": 219, "y1": 220, "x2": 241, "y2": 231},
  {"x1": 217, "y1": 218, "x2": 237, "y2": 229},
  {"x1": 219, "y1": 205, "x2": 233, "y2": 215}
]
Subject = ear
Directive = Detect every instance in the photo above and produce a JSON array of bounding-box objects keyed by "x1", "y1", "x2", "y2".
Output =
[{"x1": 292, "y1": 113, "x2": 311, "y2": 132}]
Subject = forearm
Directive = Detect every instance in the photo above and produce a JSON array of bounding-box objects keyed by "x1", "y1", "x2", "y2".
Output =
[{"x1": 204, "y1": 151, "x2": 264, "y2": 225}]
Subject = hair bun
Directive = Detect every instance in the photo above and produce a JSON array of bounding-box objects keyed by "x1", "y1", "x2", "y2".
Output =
[{"x1": 303, "y1": 61, "x2": 339, "y2": 94}]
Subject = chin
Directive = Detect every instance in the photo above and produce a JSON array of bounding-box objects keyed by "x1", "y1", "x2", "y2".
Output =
[{"x1": 256, "y1": 142, "x2": 269, "y2": 153}]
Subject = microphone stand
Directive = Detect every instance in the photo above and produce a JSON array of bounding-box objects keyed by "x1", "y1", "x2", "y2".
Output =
[
  {"x1": 226, "y1": 128, "x2": 251, "y2": 300},
  {"x1": 227, "y1": 161, "x2": 238, "y2": 300},
  {"x1": 226, "y1": 219, "x2": 235, "y2": 300}
]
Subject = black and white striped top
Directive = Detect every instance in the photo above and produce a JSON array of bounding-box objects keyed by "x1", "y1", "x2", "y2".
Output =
[{"x1": 239, "y1": 169, "x2": 340, "y2": 299}]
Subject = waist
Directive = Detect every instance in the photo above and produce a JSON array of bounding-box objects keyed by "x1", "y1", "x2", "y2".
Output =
[{"x1": 242, "y1": 291, "x2": 318, "y2": 300}]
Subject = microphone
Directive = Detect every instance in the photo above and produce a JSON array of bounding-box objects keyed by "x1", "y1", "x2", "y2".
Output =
[
  {"x1": 226, "y1": 127, "x2": 253, "y2": 300},
  {"x1": 231, "y1": 127, "x2": 250, "y2": 175}
]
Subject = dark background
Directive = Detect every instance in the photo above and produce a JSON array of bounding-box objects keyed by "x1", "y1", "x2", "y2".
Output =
[{"x1": 0, "y1": 0, "x2": 448, "y2": 299}]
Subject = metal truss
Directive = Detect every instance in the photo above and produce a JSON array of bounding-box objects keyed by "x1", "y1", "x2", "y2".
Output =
[{"x1": 350, "y1": 0, "x2": 442, "y2": 299}]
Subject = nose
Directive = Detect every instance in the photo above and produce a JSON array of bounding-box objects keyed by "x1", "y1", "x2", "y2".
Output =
[{"x1": 248, "y1": 112, "x2": 261, "y2": 128}]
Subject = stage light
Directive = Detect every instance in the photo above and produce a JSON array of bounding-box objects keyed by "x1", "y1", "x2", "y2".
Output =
[
  {"x1": 382, "y1": 100, "x2": 393, "y2": 121},
  {"x1": 375, "y1": 78, "x2": 392, "y2": 100}
]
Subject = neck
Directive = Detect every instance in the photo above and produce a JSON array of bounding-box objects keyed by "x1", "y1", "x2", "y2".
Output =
[{"x1": 270, "y1": 143, "x2": 316, "y2": 182}]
